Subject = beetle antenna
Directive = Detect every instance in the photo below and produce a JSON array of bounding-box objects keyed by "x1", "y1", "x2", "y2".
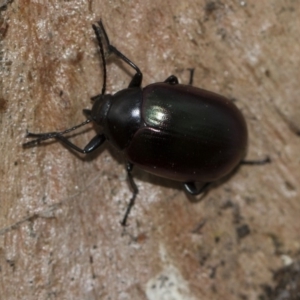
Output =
[
  {"x1": 92, "y1": 20, "x2": 107, "y2": 96},
  {"x1": 23, "y1": 119, "x2": 91, "y2": 147}
]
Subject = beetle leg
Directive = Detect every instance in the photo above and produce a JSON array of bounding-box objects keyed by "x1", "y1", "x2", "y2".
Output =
[
  {"x1": 164, "y1": 75, "x2": 179, "y2": 85},
  {"x1": 121, "y1": 163, "x2": 138, "y2": 226},
  {"x1": 24, "y1": 132, "x2": 105, "y2": 154},
  {"x1": 128, "y1": 73, "x2": 143, "y2": 88},
  {"x1": 106, "y1": 44, "x2": 143, "y2": 87},
  {"x1": 81, "y1": 134, "x2": 106, "y2": 153},
  {"x1": 93, "y1": 21, "x2": 143, "y2": 88},
  {"x1": 183, "y1": 182, "x2": 211, "y2": 195},
  {"x1": 108, "y1": 44, "x2": 143, "y2": 88},
  {"x1": 187, "y1": 68, "x2": 195, "y2": 85}
]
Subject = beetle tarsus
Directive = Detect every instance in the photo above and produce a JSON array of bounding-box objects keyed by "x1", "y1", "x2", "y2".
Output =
[
  {"x1": 94, "y1": 20, "x2": 112, "y2": 56},
  {"x1": 23, "y1": 131, "x2": 60, "y2": 147},
  {"x1": 183, "y1": 182, "x2": 211, "y2": 195},
  {"x1": 92, "y1": 21, "x2": 107, "y2": 95},
  {"x1": 121, "y1": 163, "x2": 138, "y2": 226}
]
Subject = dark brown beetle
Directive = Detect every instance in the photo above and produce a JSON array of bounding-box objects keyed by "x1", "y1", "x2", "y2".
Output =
[{"x1": 24, "y1": 21, "x2": 269, "y2": 225}]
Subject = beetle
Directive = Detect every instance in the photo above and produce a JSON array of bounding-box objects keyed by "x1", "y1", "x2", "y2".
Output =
[{"x1": 23, "y1": 20, "x2": 269, "y2": 226}]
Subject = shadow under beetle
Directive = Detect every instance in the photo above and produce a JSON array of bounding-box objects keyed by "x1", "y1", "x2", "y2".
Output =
[{"x1": 23, "y1": 21, "x2": 270, "y2": 226}]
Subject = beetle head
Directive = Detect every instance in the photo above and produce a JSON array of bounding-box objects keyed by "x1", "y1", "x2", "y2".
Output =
[{"x1": 87, "y1": 94, "x2": 112, "y2": 128}]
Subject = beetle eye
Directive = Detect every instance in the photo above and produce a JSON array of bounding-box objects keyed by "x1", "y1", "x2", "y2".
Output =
[{"x1": 83, "y1": 109, "x2": 92, "y2": 118}]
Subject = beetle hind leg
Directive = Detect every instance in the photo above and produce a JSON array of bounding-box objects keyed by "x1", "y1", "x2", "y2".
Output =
[
  {"x1": 121, "y1": 163, "x2": 139, "y2": 226},
  {"x1": 183, "y1": 182, "x2": 211, "y2": 195}
]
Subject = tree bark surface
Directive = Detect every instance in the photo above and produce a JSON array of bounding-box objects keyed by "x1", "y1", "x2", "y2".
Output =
[{"x1": 1, "y1": 1, "x2": 300, "y2": 299}]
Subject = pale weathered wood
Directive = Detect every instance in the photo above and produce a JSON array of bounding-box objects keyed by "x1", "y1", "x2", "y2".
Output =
[{"x1": 1, "y1": 1, "x2": 300, "y2": 299}]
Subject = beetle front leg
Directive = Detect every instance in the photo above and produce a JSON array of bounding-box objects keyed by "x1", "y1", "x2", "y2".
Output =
[
  {"x1": 106, "y1": 44, "x2": 143, "y2": 88},
  {"x1": 93, "y1": 21, "x2": 143, "y2": 88},
  {"x1": 24, "y1": 132, "x2": 106, "y2": 154},
  {"x1": 121, "y1": 162, "x2": 138, "y2": 226},
  {"x1": 183, "y1": 182, "x2": 211, "y2": 195},
  {"x1": 54, "y1": 133, "x2": 106, "y2": 153}
]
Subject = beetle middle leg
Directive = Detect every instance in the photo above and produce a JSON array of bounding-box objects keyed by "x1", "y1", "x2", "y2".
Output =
[
  {"x1": 25, "y1": 132, "x2": 105, "y2": 154},
  {"x1": 121, "y1": 163, "x2": 138, "y2": 226}
]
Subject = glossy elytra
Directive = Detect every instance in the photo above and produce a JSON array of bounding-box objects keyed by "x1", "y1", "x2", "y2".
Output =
[{"x1": 24, "y1": 21, "x2": 270, "y2": 226}]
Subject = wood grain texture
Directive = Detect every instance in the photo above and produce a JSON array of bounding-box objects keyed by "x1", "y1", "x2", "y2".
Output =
[{"x1": 1, "y1": 1, "x2": 299, "y2": 299}]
